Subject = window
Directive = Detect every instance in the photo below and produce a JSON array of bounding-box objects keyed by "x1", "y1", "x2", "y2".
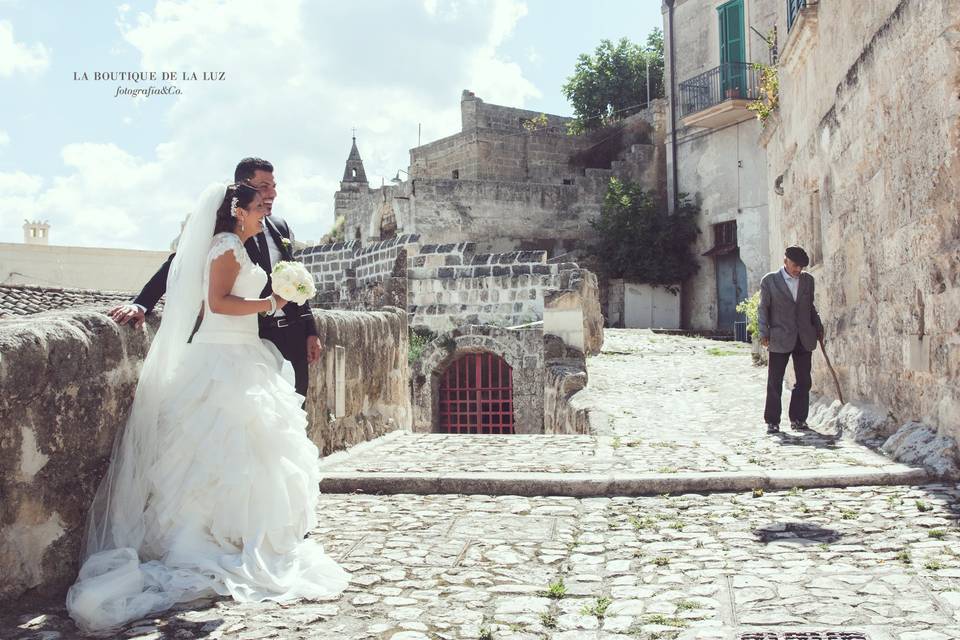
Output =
[
  {"x1": 718, "y1": 0, "x2": 746, "y2": 97},
  {"x1": 452, "y1": 169, "x2": 459, "y2": 179},
  {"x1": 30, "y1": 228, "x2": 36, "y2": 238},
  {"x1": 351, "y1": 168, "x2": 358, "y2": 178},
  {"x1": 713, "y1": 220, "x2": 737, "y2": 247},
  {"x1": 562, "y1": 178, "x2": 574, "y2": 185}
]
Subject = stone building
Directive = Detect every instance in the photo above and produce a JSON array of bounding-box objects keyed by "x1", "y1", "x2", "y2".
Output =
[
  {"x1": 761, "y1": 0, "x2": 960, "y2": 442},
  {"x1": 310, "y1": 90, "x2": 684, "y2": 434},
  {"x1": 0, "y1": 239, "x2": 171, "y2": 292},
  {"x1": 335, "y1": 90, "x2": 665, "y2": 257},
  {"x1": 0, "y1": 220, "x2": 169, "y2": 290},
  {"x1": 662, "y1": 0, "x2": 777, "y2": 333}
]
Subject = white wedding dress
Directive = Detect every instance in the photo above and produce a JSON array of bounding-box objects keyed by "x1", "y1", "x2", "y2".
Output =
[{"x1": 67, "y1": 230, "x2": 348, "y2": 632}]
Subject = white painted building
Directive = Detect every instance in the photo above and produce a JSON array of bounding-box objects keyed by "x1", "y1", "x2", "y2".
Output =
[{"x1": 662, "y1": 0, "x2": 779, "y2": 333}]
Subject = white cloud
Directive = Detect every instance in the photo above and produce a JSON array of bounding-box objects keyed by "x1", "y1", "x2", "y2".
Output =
[
  {"x1": 10, "y1": 0, "x2": 537, "y2": 248},
  {"x1": 0, "y1": 20, "x2": 50, "y2": 77},
  {"x1": 0, "y1": 170, "x2": 43, "y2": 195}
]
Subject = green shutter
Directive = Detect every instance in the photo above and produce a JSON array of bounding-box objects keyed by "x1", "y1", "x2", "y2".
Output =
[{"x1": 718, "y1": 0, "x2": 746, "y2": 96}]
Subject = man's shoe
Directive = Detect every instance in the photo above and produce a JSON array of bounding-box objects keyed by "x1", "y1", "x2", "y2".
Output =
[
  {"x1": 766, "y1": 423, "x2": 780, "y2": 434},
  {"x1": 791, "y1": 420, "x2": 812, "y2": 431}
]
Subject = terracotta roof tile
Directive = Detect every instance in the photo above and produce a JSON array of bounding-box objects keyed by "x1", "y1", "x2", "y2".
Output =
[{"x1": 0, "y1": 284, "x2": 161, "y2": 318}]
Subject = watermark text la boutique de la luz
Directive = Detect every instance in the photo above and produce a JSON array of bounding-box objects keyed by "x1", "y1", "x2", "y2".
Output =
[{"x1": 73, "y1": 71, "x2": 227, "y2": 98}]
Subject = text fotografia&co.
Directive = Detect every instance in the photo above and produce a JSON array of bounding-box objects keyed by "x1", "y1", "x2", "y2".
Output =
[{"x1": 73, "y1": 71, "x2": 227, "y2": 81}]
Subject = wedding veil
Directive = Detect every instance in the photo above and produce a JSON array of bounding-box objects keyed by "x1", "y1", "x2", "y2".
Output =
[{"x1": 79, "y1": 182, "x2": 228, "y2": 561}]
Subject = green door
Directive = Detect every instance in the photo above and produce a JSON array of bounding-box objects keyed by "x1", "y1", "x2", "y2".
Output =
[{"x1": 718, "y1": 0, "x2": 746, "y2": 98}]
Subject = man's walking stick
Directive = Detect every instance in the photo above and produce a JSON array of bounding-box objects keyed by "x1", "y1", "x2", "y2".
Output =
[{"x1": 818, "y1": 337, "x2": 844, "y2": 404}]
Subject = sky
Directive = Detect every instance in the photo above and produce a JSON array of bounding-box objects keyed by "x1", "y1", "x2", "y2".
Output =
[{"x1": 0, "y1": 0, "x2": 663, "y2": 249}]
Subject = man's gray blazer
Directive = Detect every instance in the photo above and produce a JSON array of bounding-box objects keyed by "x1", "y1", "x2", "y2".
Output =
[{"x1": 758, "y1": 270, "x2": 824, "y2": 353}]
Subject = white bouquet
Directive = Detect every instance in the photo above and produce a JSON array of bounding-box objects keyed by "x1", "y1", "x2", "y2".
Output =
[{"x1": 271, "y1": 260, "x2": 316, "y2": 305}]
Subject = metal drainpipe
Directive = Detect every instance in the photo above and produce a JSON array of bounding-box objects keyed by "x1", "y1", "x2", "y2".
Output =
[{"x1": 665, "y1": 0, "x2": 680, "y2": 212}]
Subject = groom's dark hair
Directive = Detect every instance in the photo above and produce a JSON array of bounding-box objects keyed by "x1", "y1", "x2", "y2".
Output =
[{"x1": 234, "y1": 157, "x2": 274, "y2": 183}]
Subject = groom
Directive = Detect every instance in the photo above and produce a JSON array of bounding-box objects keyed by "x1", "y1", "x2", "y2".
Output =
[{"x1": 108, "y1": 157, "x2": 322, "y2": 397}]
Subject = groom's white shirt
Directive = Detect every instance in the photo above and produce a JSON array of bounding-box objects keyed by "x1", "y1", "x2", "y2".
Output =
[{"x1": 263, "y1": 223, "x2": 286, "y2": 317}]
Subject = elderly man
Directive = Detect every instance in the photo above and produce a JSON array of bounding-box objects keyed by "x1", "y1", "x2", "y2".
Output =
[{"x1": 757, "y1": 245, "x2": 825, "y2": 434}]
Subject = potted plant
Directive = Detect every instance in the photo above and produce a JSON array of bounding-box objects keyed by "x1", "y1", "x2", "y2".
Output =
[{"x1": 736, "y1": 291, "x2": 767, "y2": 366}]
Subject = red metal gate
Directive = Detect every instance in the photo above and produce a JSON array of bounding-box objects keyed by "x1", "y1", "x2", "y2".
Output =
[{"x1": 437, "y1": 352, "x2": 514, "y2": 434}]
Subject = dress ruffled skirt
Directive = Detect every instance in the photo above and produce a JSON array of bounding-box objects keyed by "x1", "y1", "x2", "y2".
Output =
[{"x1": 66, "y1": 335, "x2": 348, "y2": 633}]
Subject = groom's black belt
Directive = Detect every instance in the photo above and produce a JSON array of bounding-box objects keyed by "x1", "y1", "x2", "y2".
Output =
[{"x1": 261, "y1": 312, "x2": 312, "y2": 330}]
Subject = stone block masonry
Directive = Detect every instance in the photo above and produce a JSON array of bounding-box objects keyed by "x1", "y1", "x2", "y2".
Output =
[
  {"x1": 297, "y1": 234, "x2": 420, "y2": 305},
  {"x1": 0, "y1": 307, "x2": 411, "y2": 603},
  {"x1": 407, "y1": 242, "x2": 592, "y2": 334}
]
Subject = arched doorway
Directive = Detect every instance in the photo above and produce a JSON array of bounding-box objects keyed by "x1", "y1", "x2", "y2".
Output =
[{"x1": 437, "y1": 352, "x2": 514, "y2": 434}]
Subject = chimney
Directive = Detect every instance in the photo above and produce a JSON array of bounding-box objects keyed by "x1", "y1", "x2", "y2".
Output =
[{"x1": 23, "y1": 220, "x2": 50, "y2": 245}]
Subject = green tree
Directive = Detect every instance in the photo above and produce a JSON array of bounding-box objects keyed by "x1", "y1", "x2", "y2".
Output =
[
  {"x1": 563, "y1": 30, "x2": 664, "y2": 133},
  {"x1": 589, "y1": 178, "x2": 701, "y2": 288}
]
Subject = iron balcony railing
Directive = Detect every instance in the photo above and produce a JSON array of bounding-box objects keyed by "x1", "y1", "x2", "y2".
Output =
[
  {"x1": 678, "y1": 62, "x2": 760, "y2": 119},
  {"x1": 787, "y1": 0, "x2": 808, "y2": 32}
]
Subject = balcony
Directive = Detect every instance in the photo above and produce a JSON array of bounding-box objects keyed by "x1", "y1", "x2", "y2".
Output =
[
  {"x1": 781, "y1": 0, "x2": 819, "y2": 72},
  {"x1": 678, "y1": 62, "x2": 760, "y2": 129},
  {"x1": 787, "y1": 0, "x2": 809, "y2": 32}
]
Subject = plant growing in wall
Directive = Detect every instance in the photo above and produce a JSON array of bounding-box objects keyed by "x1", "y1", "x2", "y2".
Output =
[
  {"x1": 588, "y1": 178, "x2": 700, "y2": 292},
  {"x1": 748, "y1": 29, "x2": 779, "y2": 125},
  {"x1": 321, "y1": 215, "x2": 346, "y2": 244},
  {"x1": 748, "y1": 62, "x2": 779, "y2": 124},
  {"x1": 408, "y1": 326, "x2": 436, "y2": 365},
  {"x1": 522, "y1": 113, "x2": 549, "y2": 132}
]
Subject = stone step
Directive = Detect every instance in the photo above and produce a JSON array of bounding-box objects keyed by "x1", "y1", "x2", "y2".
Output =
[{"x1": 319, "y1": 465, "x2": 934, "y2": 497}]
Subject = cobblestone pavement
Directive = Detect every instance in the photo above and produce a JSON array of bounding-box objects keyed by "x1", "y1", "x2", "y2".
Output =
[
  {"x1": 4, "y1": 331, "x2": 954, "y2": 639},
  {"x1": 5, "y1": 486, "x2": 960, "y2": 639},
  {"x1": 321, "y1": 332, "x2": 896, "y2": 476}
]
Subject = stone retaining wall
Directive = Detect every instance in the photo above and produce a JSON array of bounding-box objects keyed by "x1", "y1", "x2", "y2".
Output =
[
  {"x1": 764, "y1": 0, "x2": 960, "y2": 442},
  {"x1": 408, "y1": 243, "x2": 596, "y2": 334},
  {"x1": 0, "y1": 307, "x2": 410, "y2": 602}
]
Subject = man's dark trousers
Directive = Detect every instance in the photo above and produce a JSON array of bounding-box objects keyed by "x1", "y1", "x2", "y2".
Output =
[{"x1": 764, "y1": 338, "x2": 812, "y2": 426}]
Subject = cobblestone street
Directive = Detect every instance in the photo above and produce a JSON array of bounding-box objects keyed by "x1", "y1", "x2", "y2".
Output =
[{"x1": 4, "y1": 332, "x2": 958, "y2": 640}]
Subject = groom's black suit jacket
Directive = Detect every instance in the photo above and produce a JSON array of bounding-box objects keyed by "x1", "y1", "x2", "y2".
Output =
[{"x1": 132, "y1": 216, "x2": 318, "y2": 338}]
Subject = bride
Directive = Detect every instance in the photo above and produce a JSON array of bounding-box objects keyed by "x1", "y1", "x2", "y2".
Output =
[{"x1": 66, "y1": 182, "x2": 349, "y2": 632}]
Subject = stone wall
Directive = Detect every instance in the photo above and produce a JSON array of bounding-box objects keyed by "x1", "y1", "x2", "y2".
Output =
[
  {"x1": 409, "y1": 91, "x2": 593, "y2": 184},
  {"x1": 336, "y1": 93, "x2": 666, "y2": 255},
  {"x1": 299, "y1": 234, "x2": 419, "y2": 309},
  {"x1": 408, "y1": 242, "x2": 598, "y2": 335},
  {"x1": 764, "y1": 0, "x2": 960, "y2": 440},
  {"x1": 0, "y1": 307, "x2": 410, "y2": 602},
  {"x1": 0, "y1": 242, "x2": 171, "y2": 293},
  {"x1": 543, "y1": 269, "x2": 604, "y2": 356},
  {"x1": 411, "y1": 325, "x2": 545, "y2": 434},
  {"x1": 543, "y1": 335, "x2": 591, "y2": 435}
]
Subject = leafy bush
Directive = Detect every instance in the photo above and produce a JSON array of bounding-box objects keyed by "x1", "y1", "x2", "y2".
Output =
[
  {"x1": 589, "y1": 178, "x2": 701, "y2": 289},
  {"x1": 563, "y1": 30, "x2": 664, "y2": 133}
]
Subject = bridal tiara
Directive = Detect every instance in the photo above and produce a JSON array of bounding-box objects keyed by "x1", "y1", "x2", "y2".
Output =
[{"x1": 229, "y1": 197, "x2": 239, "y2": 218}]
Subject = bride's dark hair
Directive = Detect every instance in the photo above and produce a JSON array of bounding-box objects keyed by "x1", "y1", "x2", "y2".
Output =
[{"x1": 213, "y1": 182, "x2": 260, "y2": 235}]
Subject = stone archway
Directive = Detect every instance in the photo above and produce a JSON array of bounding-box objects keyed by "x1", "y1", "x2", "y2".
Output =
[{"x1": 411, "y1": 326, "x2": 544, "y2": 434}]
